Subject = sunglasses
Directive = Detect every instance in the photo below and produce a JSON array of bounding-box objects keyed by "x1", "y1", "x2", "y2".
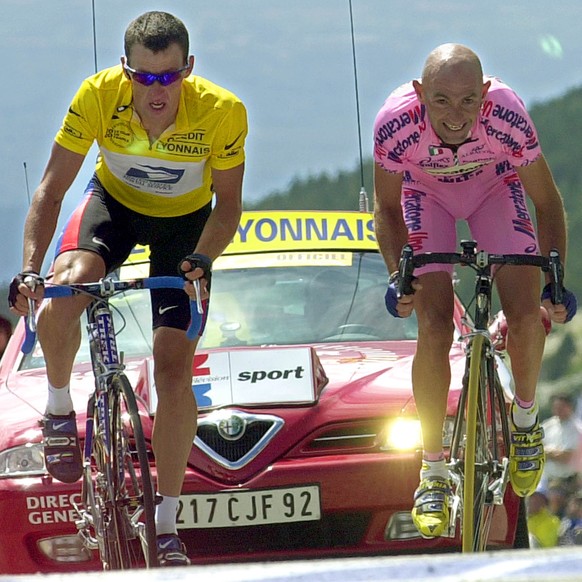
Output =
[{"x1": 124, "y1": 64, "x2": 189, "y2": 86}]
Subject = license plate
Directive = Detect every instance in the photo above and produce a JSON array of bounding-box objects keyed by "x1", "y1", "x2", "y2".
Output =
[{"x1": 177, "y1": 485, "x2": 321, "y2": 528}]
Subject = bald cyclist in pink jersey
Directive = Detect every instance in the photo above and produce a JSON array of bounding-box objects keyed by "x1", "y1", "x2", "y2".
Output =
[{"x1": 373, "y1": 43, "x2": 577, "y2": 538}]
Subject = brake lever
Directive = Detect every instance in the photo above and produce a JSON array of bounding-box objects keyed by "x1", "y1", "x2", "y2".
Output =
[
  {"x1": 192, "y1": 279, "x2": 203, "y2": 314},
  {"x1": 397, "y1": 244, "x2": 415, "y2": 297},
  {"x1": 548, "y1": 249, "x2": 564, "y2": 305},
  {"x1": 23, "y1": 275, "x2": 39, "y2": 333}
]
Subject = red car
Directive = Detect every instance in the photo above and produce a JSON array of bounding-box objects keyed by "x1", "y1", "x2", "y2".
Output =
[{"x1": 0, "y1": 210, "x2": 526, "y2": 574}]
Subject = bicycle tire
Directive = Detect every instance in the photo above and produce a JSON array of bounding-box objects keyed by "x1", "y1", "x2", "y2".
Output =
[
  {"x1": 461, "y1": 334, "x2": 483, "y2": 551},
  {"x1": 461, "y1": 335, "x2": 512, "y2": 552},
  {"x1": 83, "y1": 389, "x2": 122, "y2": 568},
  {"x1": 109, "y1": 374, "x2": 158, "y2": 568}
]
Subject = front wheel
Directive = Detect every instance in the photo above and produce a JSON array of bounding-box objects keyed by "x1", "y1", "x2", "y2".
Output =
[
  {"x1": 86, "y1": 376, "x2": 158, "y2": 569},
  {"x1": 455, "y1": 335, "x2": 510, "y2": 552},
  {"x1": 108, "y1": 375, "x2": 158, "y2": 568}
]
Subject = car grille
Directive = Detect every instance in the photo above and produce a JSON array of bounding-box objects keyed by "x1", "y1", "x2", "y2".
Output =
[
  {"x1": 195, "y1": 410, "x2": 284, "y2": 470},
  {"x1": 181, "y1": 511, "x2": 371, "y2": 557}
]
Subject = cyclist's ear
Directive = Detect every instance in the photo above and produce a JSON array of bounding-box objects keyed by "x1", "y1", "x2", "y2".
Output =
[{"x1": 120, "y1": 56, "x2": 131, "y2": 80}]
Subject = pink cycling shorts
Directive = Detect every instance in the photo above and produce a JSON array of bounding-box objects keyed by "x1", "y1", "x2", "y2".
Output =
[{"x1": 402, "y1": 169, "x2": 539, "y2": 276}]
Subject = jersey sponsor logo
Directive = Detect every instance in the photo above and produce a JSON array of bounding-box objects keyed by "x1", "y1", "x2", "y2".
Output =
[
  {"x1": 156, "y1": 141, "x2": 211, "y2": 156},
  {"x1": 402, "y1": 188, "x2": 425, "y2": 233},
  {"x1": 157, "y1": 131, "x2": 211, "y2": 157},
  {"x1": 386, "y1": 131, "x2": 423, "y2": 163},
  {"x1": 482, "y1": 100, "x2": 536, "y2": 139},
  {"x1": 125, "y1": 164, "x2": 185, "y2": 184},
  {"x1": 105, "y1": 121, "x2": 133, "y2": 147},
  {"x1": 63, "y1": 123, "x2": 83, "y2": 139},
  {"x1": 225, "y1": 131, "x2": 244, "y2": 150},
  {"x1": 484, "y1": 123, "x2": 525, "y2": 156},
  {"x1": 375, "y1": 105, "x2": 425, "y2": 145},
  {"x1": 425, "y1": 161, "x2": 488, "y2": 176},
  {"x1": 504, "y1": 174, "x2": 537, "y2": 242},
  {"x1": 91, "y1": 236, "x2": 111, "y2": 253}
]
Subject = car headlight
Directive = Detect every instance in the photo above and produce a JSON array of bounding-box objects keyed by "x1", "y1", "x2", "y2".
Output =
[
  {"x1": 0, "y1": 443, "x2": 45, "y2": 477},
  {"x1": 380, "y1": 418, "x2": 422, "y2": 451}
]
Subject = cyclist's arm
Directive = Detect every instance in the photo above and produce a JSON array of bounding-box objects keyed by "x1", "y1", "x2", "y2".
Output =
[
  {"x1": 373, "y1": 162, "x2": 407, "y2": 274},
  {"x1": 179, "y1": 163, "x2": 244, "y2": 298},
  {"x1": 195, "y1": 163, "x2": 244, "y2": 261},
  {"x1": 22, "y1": 143, "x2": 86, "y2": 274},
  {"x1": 515, "y1": 155, "x2": 567, "y2": 262}
]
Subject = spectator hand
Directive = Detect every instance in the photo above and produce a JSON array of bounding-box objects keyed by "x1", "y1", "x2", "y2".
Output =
[{"x1": 541, "y1": 283, "x2": 577, "y2": 323}]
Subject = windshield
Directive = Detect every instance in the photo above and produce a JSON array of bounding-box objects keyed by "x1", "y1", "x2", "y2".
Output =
[{"x1": 19, "y1": 251, "x2": 417, "y2": 371}]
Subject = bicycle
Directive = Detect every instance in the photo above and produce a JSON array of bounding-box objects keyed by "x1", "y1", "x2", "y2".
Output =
[
  {"x1": 396, "y1": 240, "x2": 563, "y2": 552},
  {"x1": 22, "y1": 275, "x2": 202, "y2": 570}
]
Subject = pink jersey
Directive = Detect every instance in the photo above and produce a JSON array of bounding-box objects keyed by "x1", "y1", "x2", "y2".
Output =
[
  {"x1": 373, "y1": 76, "x2": 542, "y2": 270},
  {"x1": 373, "y1": 76, "x2": 541, "y2": 183}
]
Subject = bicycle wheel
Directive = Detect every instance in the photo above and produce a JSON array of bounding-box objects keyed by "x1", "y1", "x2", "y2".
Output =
[
  {"x1": 460, "y1": 335, "x2": 510, "y2": 552},
  {"x1": 81, "y1": 389, "x2": 122, "y2": 568},
  {"x1": 108, "y1": 374, "x2": 158, "y2": 568}
]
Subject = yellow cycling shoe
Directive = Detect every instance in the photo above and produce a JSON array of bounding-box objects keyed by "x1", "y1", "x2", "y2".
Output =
[
  {"x1": 509, "y1": 418, "x2": 545, "y2": 497},
  {"x1": 411, "y1": 477, "x2": 451, "y2": 538}
]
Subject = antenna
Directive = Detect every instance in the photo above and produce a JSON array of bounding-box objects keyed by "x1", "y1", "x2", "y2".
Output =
[
  {"x1": 348, "y1": 0, "x2": 369, "y2": 213},
  {"x1": 23, "y1": 162, "x2": 31, "y2": 206},
  {"x1": 91, "y1": 0, "x2": 98, "y2": 73}
]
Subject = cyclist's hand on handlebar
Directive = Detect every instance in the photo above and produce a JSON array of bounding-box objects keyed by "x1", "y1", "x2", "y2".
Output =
[
  {"x1": 8, "y1": 272, "x2": 44, "y2": 316},
  {"x1": 178, "y1": 253, "x2": 212, "y2": 300},
  {"x1": 384, "y1": 273, "x2": 422, "y2": 318},
  {"x1": 541, "y1": 283, "x2": 577, "y2": 324}
]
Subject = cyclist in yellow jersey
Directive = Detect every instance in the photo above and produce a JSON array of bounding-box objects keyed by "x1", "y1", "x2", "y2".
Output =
[{"x1": 9, "y1": 11, "x2": 247, "y2": 567}]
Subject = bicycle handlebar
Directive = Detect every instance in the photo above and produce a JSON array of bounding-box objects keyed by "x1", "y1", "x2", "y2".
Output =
[
  {"x1": 22, "y1": 276, "x2": 203, "y2": 355},
  {"x1": 396, "y1": 242, "x2": 564, "y2": 305}
]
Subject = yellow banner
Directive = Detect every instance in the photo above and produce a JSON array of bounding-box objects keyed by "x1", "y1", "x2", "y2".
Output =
[{"x1": 123, "y1": 210, "x2": 378, "y2": 268}]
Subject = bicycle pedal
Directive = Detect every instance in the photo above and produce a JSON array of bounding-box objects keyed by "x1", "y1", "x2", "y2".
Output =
[{"x1": 442, "y1": 492, "x2": 460, "y2": 539}]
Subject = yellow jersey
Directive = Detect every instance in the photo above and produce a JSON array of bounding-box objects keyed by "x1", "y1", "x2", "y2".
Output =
[{"x1": 55, "y1": 65, "x2": 247, "y2": 217}]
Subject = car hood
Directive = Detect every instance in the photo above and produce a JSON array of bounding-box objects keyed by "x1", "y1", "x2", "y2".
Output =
[{"x1": 0, "y1": 341, "x2": 467, "y2": 450}]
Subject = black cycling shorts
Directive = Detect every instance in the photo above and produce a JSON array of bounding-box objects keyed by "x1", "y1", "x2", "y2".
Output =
[{"x1": 55, "y1": 175, "x2": 212, "y2": 332}]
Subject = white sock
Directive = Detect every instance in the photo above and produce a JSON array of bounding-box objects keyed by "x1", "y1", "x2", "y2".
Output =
[
  {"x1": 46, "y1": 383, "x2": 74, "y2": 416},
  {"x1": 155, "y1": 494, "x2": 179, "y2": 536},
  {"x1": 420, "y1": 459, "x2": 449, "y2": 481},
  {"x1": 512, "y1": 400, "x2": 538, "y2": 430}
]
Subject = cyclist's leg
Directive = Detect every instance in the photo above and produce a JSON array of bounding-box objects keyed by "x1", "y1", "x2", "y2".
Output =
[
  {"x1": 468, "y1": 171, "x2": 545, "y2": 496},
  {"x1": 39, "y1": 180, "x2": 136, "y2": 384},
  {"x1": 139, "y1": 204, "x2": 211, "y2": 565},
  {"x1": 413, "y1": 272, "x2": 456, "y2": 455},
  {"x1": 401, "y1": 187, "x2": 457, "y2": 536},
  {"x1": 37, "y1": 179, "x2": 135, "y2": 483}
]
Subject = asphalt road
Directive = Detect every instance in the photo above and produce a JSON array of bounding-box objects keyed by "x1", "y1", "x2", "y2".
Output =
[{"x1": 3, "y1": 547, "x2": 582, "y2": 582}]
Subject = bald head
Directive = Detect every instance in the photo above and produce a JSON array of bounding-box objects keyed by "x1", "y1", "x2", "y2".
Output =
[
  {"x1": 421, "y1": 44, "x2": 484, "y2": 86},
  {"x1": 413, "y1": 44, "x2": 490, "y2": 145}
]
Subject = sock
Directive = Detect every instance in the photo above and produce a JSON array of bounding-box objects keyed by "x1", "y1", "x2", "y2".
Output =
[
  {"x1": 512, "y1": 399, "x2": 538, "y2": 430},
  {"x1": 155, "y1": 494, "x2": 179, "y2": 536},
  {"x1": 420, "y1": 456, "x2": 448, "y2": 480},
  {"x1": 46, "y1": 383, "x2": 74, "y2": 416}
]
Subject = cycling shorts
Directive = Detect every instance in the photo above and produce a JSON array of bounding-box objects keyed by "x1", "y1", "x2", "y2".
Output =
[
  {"x1": 402, "y1": 169, "x2": 539, "y2": 276},
  {"x1": 55, "y1": 176, "x2": 211, "y2": 333}
]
